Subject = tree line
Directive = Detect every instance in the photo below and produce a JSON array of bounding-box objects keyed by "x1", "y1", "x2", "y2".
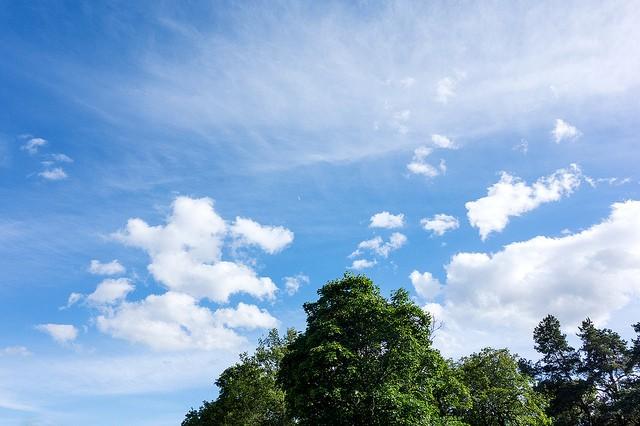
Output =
[{"x1": 183, "y1": 274, "x2": 640, "y2": 425}]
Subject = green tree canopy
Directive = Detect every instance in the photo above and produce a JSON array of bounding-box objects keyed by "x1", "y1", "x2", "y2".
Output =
[
  {"x1": 457, "y1": 348, "x2": 550, "y2": 426},
  {"x1": 278, "y1": 273, "x2": 468, "y2": 425},
  {"x1": 182, "y1": 328, "x2": 297, "y2": 426}
]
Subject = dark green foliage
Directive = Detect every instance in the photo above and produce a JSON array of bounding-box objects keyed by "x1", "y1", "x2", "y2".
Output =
[
  {"x1": 278, "y1": 273, "x2": 468, "y2": 425},
  {"x1": 457, "y1": 348, "x2": 550, "y2": 426},
  {"x1": 182, "y1": 328, "x2": 297, "y2": 426},
  {"x1": 531, "y1": 315, "x2": 640, "y2": 425}
]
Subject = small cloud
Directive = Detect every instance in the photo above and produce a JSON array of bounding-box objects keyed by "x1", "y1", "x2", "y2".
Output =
[
  {"x1": 88, "y1": 259, "x2": 126, "y2": 275},
  {"x1": 36, "y1": 323, "x2": 78, "y2": 344},
  {"x1": 513, "y1": 139, "x2": 528, "y2": 154},
  {"x1": 436, "y1": 77, "x2": 456, "y2": 103},
  {"x1": 431, "y1": 134, "x2": 457, "y2": 149},
  {"x1": 39, "y1": 167, "x2": 67, "y2": 181},
  {"x1": 60, "y1": 292, "x2": 83, "y2": 310},
  {"x1": 420, "y1": 214, "x2": 460, "y2": 236},
  {"x1": 231, "y1": 217, "x2": 294, "y2": 254},
  {"x1": 283, "y1": 274, "x2": 309, "y2": 295},
  {"x1": 350, "y1": 232, "x2": 407, "y2": 259},
  {"x1": 1, "y1": 346, "x2": 32, "y2": 356},
  {"x1": 399, "y1": 77, "x2": 416, "y2": 88},
  {"x1": 21, "y1": 137, "x2": 47, "y2": 155},
  {"x1": 407, "y1": 146, "x2": 443, "y2": 178},
  {"x1": 552, "y1": 119, "x2": 581, "y2": 143},
  {"x1": 52, "y1": 153, "x2": 73, "y2": 163},
  {"x1": 349, "y1": 259, "x2": 377, "y2": 270},
  {"x1": 87, "y1": 278, "x2": 135, "y2": 306},
  {"x1": 369, "y1": 211, "x2": 405, "y2": 229}
]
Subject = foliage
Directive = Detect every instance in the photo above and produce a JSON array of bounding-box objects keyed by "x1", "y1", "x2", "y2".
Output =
[
  {"x1": 278, "y1": 273, "x2": 469, "y2": 425},
  {"x1": 457, "y1": 348, "x2": 550, "y2": 426},
  {"x1": 182, "y1": 274, "x2": 640, "y2": 426},
  {"x1": 182, "y1": 328, "x2": 297, "y2": 426},
  {"x1": 531, "y1": 315, "x2": 640, "y2": 425}
]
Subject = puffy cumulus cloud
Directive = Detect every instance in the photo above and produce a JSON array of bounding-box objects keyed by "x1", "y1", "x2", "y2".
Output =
[
  {"x1": 420, "y1": 214, "x2": 459, "y2": 236},
  {"x1": 114, "y1": 196, "x2": 282, "y2": 302},
  {"x1": 466, "y1": 164, "x2": 582, "y2": 240},
  {"x1": 87, "y1": 278, "x2": 135, "y2": 306},
  {"x1": 231, "y1": 217, "x2": 294, "y2": 254},
  {"x1": 96, "y1": 292, "x2": 248, "y2": 351},
  {"x1": 148, "y1": 256, "x2": 277, "y2": 303},
  {"x1": 349, "y1": 258, "x2": 377, "y2": 270},
  {"x1": 38, "y1": 167, "x2": 67, "y2": 181},
  {"x1": 552, "y1": 118, "x2": 581, "y2": 143},
  {"x1": 350, "y1": 232, "x2": 407, "y2": 258},
  {"x1": 213, "y1": 302, "x2": 279, "y2": 330},
  {"x1": 426, "y1": 200, "x2": 640, "y2": 357},
  {"x1": 21, "y1": 137, "x2": 47, "y2": 155},
  {"x1": 369, "y1": 211, "x2": 405, "y2": 229},
  {"x1": 88, "y1": 259, "x2": 125, "y2": 275},
  {"x1": 409, "y1": 271, "x2": 443, "y2": 301},
  {"x1": 36, "y1": 324, "x2": 78, "y2": 344},
  {"x1": 284, "y1": 273, "x2": 310, "y2": 295}
]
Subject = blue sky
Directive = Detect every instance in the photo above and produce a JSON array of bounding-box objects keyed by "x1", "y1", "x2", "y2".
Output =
[{"x1": 1, "y1": 1, "x2": 640, "y2": 424}]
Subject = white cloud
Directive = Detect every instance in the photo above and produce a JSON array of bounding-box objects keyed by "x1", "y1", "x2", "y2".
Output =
[
  {"x1": 407, "y1": 146, "x2": 446, "y2": 178},
  {"x1": 406, "y1": 137, "x2": 451, "y2": 178},
  {"x1": 36, "y1": 324, "x2": 78, "y2": 344},
  {"x1": 431, "y1": 134, "x2": 456, "y2": 149},
  {"x1": 466, "y1": 164, "x2": 582, "y2": 240},
  {"x1": 409, "y1": 270, "x2": 443, "y2": 301},
  {"x1": 62, "y1": 292, "x2": 83, "y2": 309},
  {"x1": 96, "y1": 291, "x2": 246, "y2": 351},
  {"x1": 420, "y1": 214, "x2": 460, "y2": 236},
  {"x1": 436, "y1": 77, "x2": 456, "y2": 103},
  {"x1": 552, "y1": 118, "x2": 581, "y2": 143},
  {"x1": 88, "y1": 259, "x2": 125, "y2": 275},
  {"x1": 350, "y1": 232, "x2": 407, "y2": 258},
  {"x1": 213, "y1": 302, "x2": 279, "y2": 329},
  {"x1": 52, "y1": 153, "x2": 73, "y2": 163},
  {"x1": 399, "y1": 77, "x2": 416, "y2": 88},
  {"x1": 231, "y1": 217, "x2": 294, "y2": 254},
  {"x1": 349, "y1": 259, "x2": 377, "y2": 270},
  {"x1": 283, "y1": 273, "x2": 310, "y2": 295},
  {"x1": 426, "y1": 200, "x2": 640, "y2": 357},
  {"x1": 114, "y1": 196, "x2": 279, "y2": 302},
  {"x1": 39, "y1": 167, "x2": 67, "y2": 180},
  {"x1": 1, "y1": 346, "x2": 31, "y2": 356},
  {"x1": 369, "y1": 211, "x2": 405, "y2": 229},
  {"x1": 87, "y1": 278, "x2": 135, "y2": 305},
  {"x1": 513, "y1": 139, "x2": 528, "y2": 154},
  {"x1": 51, "y1": 2, "x2": 640, "y2": 170},
  {"x1": 21, "y1": 137, "x2": 47, "y2": 155}
]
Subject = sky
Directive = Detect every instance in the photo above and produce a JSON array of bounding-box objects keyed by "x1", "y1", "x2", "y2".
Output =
[{"x1": 1, "y1": 0, "x2": 640, "y2": 424}]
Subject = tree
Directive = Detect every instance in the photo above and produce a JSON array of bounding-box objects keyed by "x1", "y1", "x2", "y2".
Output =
[
  {"x1": 457, "y1": 348, "x2": 550, "y2": 426},
  {"x1": 278, "y1": 273, "x2": 468, "y2": 425},
  {"x1": 182, "y1": 328, "x2": 297, "y2": 426},
  {"x1": 577, "y1": 318, "x2": 632, "y2": 425},
  {"x1": 532, "y1": 315, "x2": 593, "y2": 425}
]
